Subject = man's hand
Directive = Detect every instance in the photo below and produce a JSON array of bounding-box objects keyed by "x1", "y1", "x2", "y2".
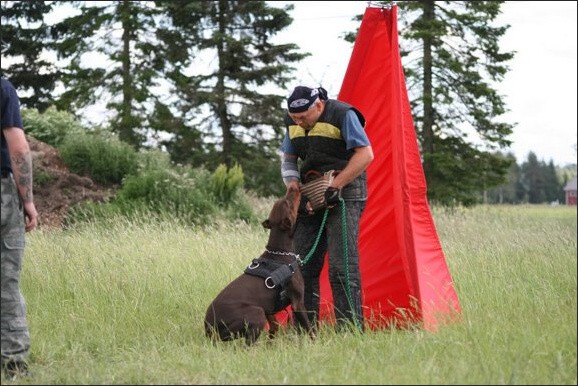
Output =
[
  {"x1": 23, "y1": 202, "x2": 38, "y2": 232},
  {"x1": 324, "y1": 187, "x2": 342, "y2": 207}
]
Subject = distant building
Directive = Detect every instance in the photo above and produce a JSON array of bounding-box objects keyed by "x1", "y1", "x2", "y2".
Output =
[{"x1": 564, "y1": 176, "x2": 577, "y2": 206}]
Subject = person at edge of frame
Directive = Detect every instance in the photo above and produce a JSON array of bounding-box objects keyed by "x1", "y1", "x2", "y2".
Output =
[{"x1": 1, "y1": 76, "x2": 38, "y2": 380}]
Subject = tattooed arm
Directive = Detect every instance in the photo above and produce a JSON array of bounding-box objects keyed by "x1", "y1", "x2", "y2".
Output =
[{"x1": 3, "y1": 127, "x2": 38, "y2": 232}]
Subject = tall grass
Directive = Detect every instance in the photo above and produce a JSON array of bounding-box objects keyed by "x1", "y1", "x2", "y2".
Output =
[{"x1": 6, "y1": 205, "x2": 576, "y2": 384}]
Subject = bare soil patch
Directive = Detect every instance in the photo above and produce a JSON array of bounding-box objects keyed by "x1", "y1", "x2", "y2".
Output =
[{"x1": 28, "y1": 136, "x2": 117, "y2": 229}]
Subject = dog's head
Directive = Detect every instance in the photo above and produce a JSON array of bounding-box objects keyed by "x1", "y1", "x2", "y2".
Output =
[{"x1": 262, "y1": 185, "x2": 301, "y2": 232}]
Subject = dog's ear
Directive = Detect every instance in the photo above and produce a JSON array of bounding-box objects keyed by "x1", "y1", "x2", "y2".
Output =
[{"x1": 262, "y1": 219, "x2": 271, "y2": 229}]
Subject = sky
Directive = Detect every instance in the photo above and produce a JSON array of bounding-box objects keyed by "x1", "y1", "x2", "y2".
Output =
[{"x1": 272, "y1": 1, "x2": 578, "y2": 167}]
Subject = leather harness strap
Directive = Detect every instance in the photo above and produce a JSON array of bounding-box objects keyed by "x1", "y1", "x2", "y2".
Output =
[
  {"x1": 244, "y1": 257, "x2": 300, "y2": 312},
  {"x1": 244, "y1": 258, "x2": 299, "y2": 288}
]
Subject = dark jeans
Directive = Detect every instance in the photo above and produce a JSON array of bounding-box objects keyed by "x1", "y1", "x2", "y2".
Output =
[{"x1": 294, "y1": 199, "x2": 366, "y2": 331}]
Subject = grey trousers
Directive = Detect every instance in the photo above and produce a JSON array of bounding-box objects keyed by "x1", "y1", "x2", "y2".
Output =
[
  {"x1": 1, "y1": 176, "x2": 30, "y2": 364},
  {"x1": 294, "y1": 199, "x2": 366, "y2": 330}
]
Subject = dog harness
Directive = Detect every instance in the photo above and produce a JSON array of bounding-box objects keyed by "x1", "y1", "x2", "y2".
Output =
[{"x1": 244, "y1": 257, "x2": 300, "y2": 313}]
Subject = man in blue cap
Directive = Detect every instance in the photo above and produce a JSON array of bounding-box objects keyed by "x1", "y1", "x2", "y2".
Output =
[{"x1": 280, "y1": 85, "x2": 374, "y2": 331}]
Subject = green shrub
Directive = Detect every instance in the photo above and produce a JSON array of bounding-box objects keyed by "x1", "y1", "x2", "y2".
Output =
[
  {"x1": 223, "y1": 196, "x2": 257, "y2": 224},
  {"x1": 135, "y1": 148, "x2": 174, "y2": 172},
  {"x1": 66, "y1": 163, "x2": 259, "y2": 227},
  {"x1": 22, "y1": 106, "x2": 85, "y2": 147},
  {"x1": 67, "y1": 166, "x2": 219, "y2": 226},
  {"x1": 59, "y1": 131, "x2": 138, "y2": 185},
  {"x1": 210, "y1": 163, "x2": 244, "y2": 204}
]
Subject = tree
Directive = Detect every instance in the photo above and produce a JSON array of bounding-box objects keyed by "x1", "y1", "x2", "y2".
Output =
[
  {"x1": 484, "y1": 152, "x2": 519, "y2": 204},
  {"x1": 543, "y1": 160, "x2": 561, "y2": 203},
  {"x1": 2, "y1": 1, "x2": 310, "y2": 197},
  {"x1": 0, "y1": 0, "x2": 60, "y2": 111},
  {"x1": 51, "y1": 0, "x2": 171, "y2": 149},
  {"x1": 400, "y1": 1, "x2": 516, "y2": 206},
  {"x1": 347, "y1": 1, "x2": 516, "y2": 206},
  {"x1": 156, "y1": 0, "x2": 308, "y2": 196},
  {"x1": 487, "y1": 152, "x2": 569, "y2": 205},
  {"x1": 520, "y1": 152, "x2": 546, "y2": 204}
]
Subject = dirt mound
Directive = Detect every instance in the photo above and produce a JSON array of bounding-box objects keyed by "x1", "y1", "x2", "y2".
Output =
[{"x1": 28, "y1": 136, "x2": 117, "y2": 229}]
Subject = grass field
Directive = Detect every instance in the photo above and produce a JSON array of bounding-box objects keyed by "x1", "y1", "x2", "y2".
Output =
[{"x1": 3, "y1": 204, "x2": 576, "y2": 385}]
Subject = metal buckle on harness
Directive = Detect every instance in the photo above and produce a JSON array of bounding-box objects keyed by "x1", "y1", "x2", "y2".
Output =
[
  {"x1": 265, "y1": 276, "x2": 275, "y2": 289},
  {"x1": 248, "y1": 261, "x2": 260, "y2": 269}
]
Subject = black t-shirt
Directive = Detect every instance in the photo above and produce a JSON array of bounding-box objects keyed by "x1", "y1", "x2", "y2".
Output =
[{"x1": 1, "y1": 77, "x2": 24, "y2": 173}]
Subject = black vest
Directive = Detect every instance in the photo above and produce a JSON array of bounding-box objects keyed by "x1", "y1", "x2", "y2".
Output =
[
  {"x1": 284, "y1": 99, "x2": 368, "y2": 201},
  {"x1": 284, "y1": 99, "x2": 365, "y2": 177}
]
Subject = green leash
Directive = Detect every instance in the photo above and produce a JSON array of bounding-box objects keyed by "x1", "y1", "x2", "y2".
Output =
[{"x1": 299, "y1": 201, "x2": 362, "y2": 331}]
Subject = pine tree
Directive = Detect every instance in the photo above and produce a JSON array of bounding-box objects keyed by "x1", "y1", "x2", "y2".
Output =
[
  {"x1": 485, "y1": 152, "x2": 519, "y2": 204},
  {"x1": 156, "y1": 0, "x2": 308, "y2": 196},
  {"x1": 51, "y1": 0, "x2": 170, "y2": 149},
  {"x1": 401, "y1": 1, "x2": 516, "y2": 205},
  {"x1": 0, "y1": 1, "x2": 59, "y2": 111},
  {"x1": 544, "y1": 160, "x2": 561, "y2": 203},
  {"x1": 521, "y1": 152, "x2": 546, "y2": 204}
]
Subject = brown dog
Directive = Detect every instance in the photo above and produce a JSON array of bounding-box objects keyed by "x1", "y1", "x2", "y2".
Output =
[{"x1": 204, "y1": 186, "x2": 314, "y2": 345}]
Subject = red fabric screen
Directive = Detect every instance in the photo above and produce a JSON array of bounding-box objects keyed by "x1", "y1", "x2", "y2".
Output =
[{"x1": 319, "y1": 5, "x2": 461, "y2": 331}]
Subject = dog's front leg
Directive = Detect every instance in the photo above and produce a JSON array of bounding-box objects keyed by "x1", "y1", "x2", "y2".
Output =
[
  {"x1": 266, "y1": 315, "x2": 280, "y2": 340},
  {"x1": 292, "y1": 309, "x2": 316, "y2": 340}
]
